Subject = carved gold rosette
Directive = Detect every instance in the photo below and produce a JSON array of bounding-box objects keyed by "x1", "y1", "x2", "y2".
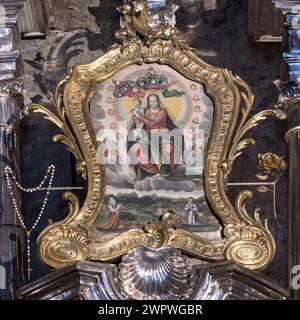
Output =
[{"x1": 24, "y1": 0, "x2": 286, "y2": 270}]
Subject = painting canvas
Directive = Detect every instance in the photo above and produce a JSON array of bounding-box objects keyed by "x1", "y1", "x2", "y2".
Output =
[{"x1": 89, "y1": 63, "x2": 221, "y2": 242}]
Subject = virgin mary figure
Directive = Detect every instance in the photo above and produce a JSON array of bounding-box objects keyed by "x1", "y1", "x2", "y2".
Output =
[{"x1": 127, "y1": 93, "x2": 183, "y2": 180}]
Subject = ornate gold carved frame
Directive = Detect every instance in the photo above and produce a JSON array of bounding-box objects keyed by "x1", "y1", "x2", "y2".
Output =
[{"x1": 25, "y1": 0, "x2": 286, "y2": 270}]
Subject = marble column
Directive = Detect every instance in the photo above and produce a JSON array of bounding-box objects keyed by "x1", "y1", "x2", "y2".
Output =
[
  {"x1": 0, "y1": 1, "x2": 26, "y2": 300},
  {"x1": 274, "y1": 0, "x2": 300, "y2": 300}
]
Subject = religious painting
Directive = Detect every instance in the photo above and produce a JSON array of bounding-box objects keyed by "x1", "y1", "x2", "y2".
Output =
[{"x1": 89, "y1": 63, "x2": 221, "y2": 242}]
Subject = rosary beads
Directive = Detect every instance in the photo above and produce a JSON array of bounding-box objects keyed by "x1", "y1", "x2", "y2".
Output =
[{"x1": 5, "y1": 165, "x2": 56, "y2": 281}]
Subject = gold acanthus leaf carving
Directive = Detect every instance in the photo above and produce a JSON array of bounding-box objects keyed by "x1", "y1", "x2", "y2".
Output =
[
  {"x1": 23, "y1": 77, "x2": 86, "y2": 178},
  {"x1": 90, "y1": 212, "x2": 226, "y2": 262},
  {"x1": 224, "y1": 191, "x2": 276, "y2": 270},
  {"x1": 38, "y1": 192, "x2": 90, "y2": 268},
  {"x1": 225, "y1": 81, "x2": 287, "y2": 175}
]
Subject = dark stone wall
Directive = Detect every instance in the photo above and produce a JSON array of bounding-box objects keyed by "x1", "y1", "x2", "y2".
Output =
[{"x1": 17, "y1": 0, "x2": 289, "y2": 288}]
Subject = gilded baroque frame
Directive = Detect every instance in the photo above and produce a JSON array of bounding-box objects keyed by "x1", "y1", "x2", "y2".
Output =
[{"x1": 25, "y1": 0, "x2": 286, "y2": 270}]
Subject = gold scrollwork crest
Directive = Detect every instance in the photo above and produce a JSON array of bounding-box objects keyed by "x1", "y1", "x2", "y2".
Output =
[{"x1": 24, "y1": 0, "x2": 286, "y2": 270}]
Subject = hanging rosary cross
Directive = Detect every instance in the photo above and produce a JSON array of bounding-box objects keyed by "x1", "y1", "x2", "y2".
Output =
[
  {"x1": 4, "y1": 165, "x2": 56, "y2": 281},
  {"x1": 25, "y1": 241, "x2": 33, "y2": 280}
]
